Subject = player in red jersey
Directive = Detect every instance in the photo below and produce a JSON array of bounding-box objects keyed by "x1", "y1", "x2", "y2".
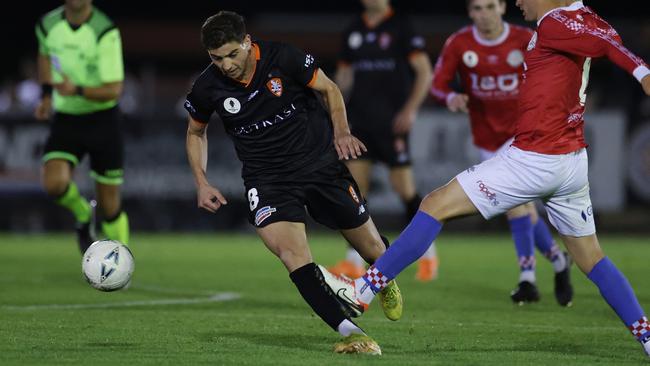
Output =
[
  {"x1": 342, "y1": 0, "x2": 650, "y2": 357},
  {"x1": 430, "y1": 0, "x2": 572, "y2": 305}
]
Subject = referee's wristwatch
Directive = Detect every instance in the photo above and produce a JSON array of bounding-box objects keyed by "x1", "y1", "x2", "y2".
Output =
[{"x1": 75, "y1": 85, "x2": 85, "y2": 96}]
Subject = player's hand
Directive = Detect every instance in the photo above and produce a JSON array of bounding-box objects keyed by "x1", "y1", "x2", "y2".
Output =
[
  {"x1": 34, "y1": 97, "x2": 53, "y2": 121},
  {"x1": 197, "y1": 183, "x2": 228, "y2": 213},
  {"x1": 447, "y1": 93, "x2": 469, "y2": 113},
  {"x1": 392, "y1": 107, "x2": 417, "y2": 134},
  {"x1": 642, "y1": 74, "x2": 650, "y2": 96},
  {"x1": 53, "y1": 74, "x2": 76, "y2": 96},
  {"x1": 334, "y1": 131, "x2": 367, "y2": 160}
]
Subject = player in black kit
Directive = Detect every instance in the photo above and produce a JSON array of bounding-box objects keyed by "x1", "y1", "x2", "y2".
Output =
[
  {"x1": 331, "y1": 0, "x2": 437, "y2": 281},
  {"x1": 184, "y1": 11, "x2": 401, "y2": 355}
]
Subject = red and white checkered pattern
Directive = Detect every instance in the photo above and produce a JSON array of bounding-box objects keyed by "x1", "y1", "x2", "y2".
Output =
[
  {"x1": 630, "y1": 317, "x2": 650, "y2": 339},
  {"x1": 518, "y1": 256, "x2": 536, "y2": 271},
  {"x1": 363, "y1": 266, "x2": 389, "y2": 291}
]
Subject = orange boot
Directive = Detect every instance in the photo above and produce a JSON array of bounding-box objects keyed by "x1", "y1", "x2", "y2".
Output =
[
  {"x1": 415, "y1": 256, "x2": 439, "y2": 282},
  {"x1": 328, "y1": 260, "x2": 366, "y2": 278}
]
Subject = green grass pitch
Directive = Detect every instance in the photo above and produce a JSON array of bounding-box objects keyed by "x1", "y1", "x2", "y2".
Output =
[{"x1": 1, "y1": 232, "x2": 649, "y2": 365}]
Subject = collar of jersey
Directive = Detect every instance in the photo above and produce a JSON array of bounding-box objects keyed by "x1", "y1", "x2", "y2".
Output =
[
  {"x1": 235, "y1": 43, "x2": 261, "y2": 88},
  {"x1": 472, "y1": 22, "x2": 510, "y2": 47},
  {"x1": 537, "y1": 1, "x2": 584, "y2": 26}
]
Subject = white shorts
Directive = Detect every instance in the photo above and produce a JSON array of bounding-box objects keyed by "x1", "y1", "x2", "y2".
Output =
[
  {"x1": 456, "y1": 146, "x2": 595, "y2": 237},
  {"x1": 477, "y1": 137, "x2": 514, "y2": 162}
]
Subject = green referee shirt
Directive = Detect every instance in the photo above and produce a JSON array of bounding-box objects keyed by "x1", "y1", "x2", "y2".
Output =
[{"x1": 36, "y1": 6, "x2": 124, "y2": 115}]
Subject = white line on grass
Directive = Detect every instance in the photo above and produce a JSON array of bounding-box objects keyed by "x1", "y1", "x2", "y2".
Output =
[{"x1": 2, "y1": 292, "x2": 240, "y2": 311}]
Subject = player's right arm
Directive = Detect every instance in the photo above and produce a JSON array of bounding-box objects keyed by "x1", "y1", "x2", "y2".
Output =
[
  {"x1": 186, "y1": 116, "x2": 228, "y2": 213},
  {"x1": 430, "y1": 34, "x2": 469, "y2": 113},
  {"x1": 334, "y1": 62, "x2": 354, "y2": 101},
  {"x1": 35, "y1": 22, "x2": 53, "y2": 121}
]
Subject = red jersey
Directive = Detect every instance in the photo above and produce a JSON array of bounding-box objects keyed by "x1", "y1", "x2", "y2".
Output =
[
  {"x1": 431, "y1": 23, "x2": 534, "y2": 151},
  {"x1": 513, "y1": 2, "x2": 649, "y2": 154}
]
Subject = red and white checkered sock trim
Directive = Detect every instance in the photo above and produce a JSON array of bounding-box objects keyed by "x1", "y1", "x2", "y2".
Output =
[
  {"x1": 363, "y1": 266, "x2": 389, "y2": 291},
  {"x1": 629, "y1": 316, "x2": 650, "y2": 339},
  {"x1": 518, "y1": 256, "x2": 536, "y2": 271}
]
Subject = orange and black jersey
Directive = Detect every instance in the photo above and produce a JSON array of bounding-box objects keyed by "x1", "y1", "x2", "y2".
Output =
[
  {"x1": 339, "y1": 11, "x2": 426, "y2": 130},
  {"x1": 184, "y1": 40, "x2": 338, "y2": 183}
]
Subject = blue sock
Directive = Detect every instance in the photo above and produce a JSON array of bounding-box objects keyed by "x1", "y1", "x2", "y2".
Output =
[
  {"x1": 588, "y1": 257, "x2": 648, "y2": 340},
  {"x1": 373, "y1": 211, "x2": 442, "y2": 281},
  {"x1": 509, "y1": 215, "x2": 535, "y2": 272},
  {"x1": 533, "y1": 219, "x2": 558, "y2": 260}
]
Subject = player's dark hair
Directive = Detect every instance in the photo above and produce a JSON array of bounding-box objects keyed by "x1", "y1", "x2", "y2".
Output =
[{"x1": 201, "y1": 11, "x2": 246, "y2": 50}]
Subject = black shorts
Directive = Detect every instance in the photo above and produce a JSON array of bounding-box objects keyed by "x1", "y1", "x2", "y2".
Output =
[
  {"x1": 43, "y1": 106, "x2": 124, "y2": 185},
  {"x1": 244, "y1": 161, "x2": 370, "y2": 230},
  {"x1": 352, "y1": 127, "x2": 412, "y2": 167}
]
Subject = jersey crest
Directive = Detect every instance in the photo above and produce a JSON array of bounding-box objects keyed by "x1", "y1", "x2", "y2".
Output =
[{"x1": 266, "y1": 78, "x2": 283, "y2": 97}]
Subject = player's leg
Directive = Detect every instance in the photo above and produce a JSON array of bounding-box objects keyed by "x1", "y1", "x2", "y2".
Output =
[
  {"x1": 303, "y1": 163, "x2": 402, "y2": 322},
  {"x1": 561, "y1": 233, "x2": 649, "y2": 353},
  {"x1": 328, "y1": 159, "x2": 373, "y2": 278},
  {"x1": 96, "y1": 182, "x2": 129, "y2": 245},
  {"x1": 256, "y1": 221, "x2": 380, "y2": 354},
  {"x1": 389, "y1": 165, "x2": 438, "y2": 281},
  {"x1": 88, "y1": 107, "x2": 129, "y2": 246},
  {"x1": 528, "y1": 203, "x2": 572, "y2": 306},
  {"x1": 505, "y1": 203, "x2": 539, "y2": 304},
  {"x1": 545, "y1": 148, "x2": 648, "y2": 355},
  {"x1": 42, "y1": 115, "x2": 94, "y2": 253}
]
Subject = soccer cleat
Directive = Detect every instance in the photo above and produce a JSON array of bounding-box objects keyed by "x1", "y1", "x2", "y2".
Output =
[
  {"x1": 510, "y1": 281, "x2": 540, "y2": 305},
  {"x1": 642, "y1": 337, "x2": 650, "y2": 357},
  {"x1": 318, "y1": 265, "x2": 367, "y2": 317},
  {"x1": 328, "y1": 260, "x2": 366, "y2": 279},
  {"x1": 378, "y1": 280, "x2": 402, "y2": 321},
  {"x1": 76, "y1": 200, "x2": 97, "y2": 254},
  {"x1": 333, "y1": 333, "x2": 381, "y2": 355},
  {"x1": 554, "y1": 251, "x2": 574, "y2": 307},
  {"x1": 415, "y1": 256, "x2": 439, "y2": 281}
]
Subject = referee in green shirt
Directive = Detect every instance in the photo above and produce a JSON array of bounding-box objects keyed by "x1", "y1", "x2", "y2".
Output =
[{"x1": 35, "y1": 0, "x2": 129, "y2": 253}]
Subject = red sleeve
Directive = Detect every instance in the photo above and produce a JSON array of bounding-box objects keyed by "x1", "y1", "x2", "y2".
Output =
[
  {"x1": 541, "y1": 12, "x2": 649, "y2": 81},
  {"x1": 430, "y1": 34, "x2": 461, "y2": 105}
]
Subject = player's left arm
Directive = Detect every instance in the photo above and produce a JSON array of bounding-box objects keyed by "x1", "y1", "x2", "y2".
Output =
[
  {"x1": 309, "y1": 69, "x2": 367, "y2": 160},
  {"x1": 543, "y1": 17, "x2": 650, "y2": 86},
  {"x1": 393, "y1": 51, "x2": 433, "y2": 134},
  {"x1": 54, "y1": 28, "x2": 124, "y2": 101}
]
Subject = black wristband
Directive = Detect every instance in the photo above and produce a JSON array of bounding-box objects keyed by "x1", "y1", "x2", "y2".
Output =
[
  {"x1": 75, "y1": 85, "x2": 84, "y2": 96},
  {"x1": 41, "y1": 83, "x2": 53, "y2": 97}
]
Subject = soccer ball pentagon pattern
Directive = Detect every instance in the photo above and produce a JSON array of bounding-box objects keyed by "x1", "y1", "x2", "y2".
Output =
[{"x1": 82, "y1": 240, "x2": 134, "y2": 291}]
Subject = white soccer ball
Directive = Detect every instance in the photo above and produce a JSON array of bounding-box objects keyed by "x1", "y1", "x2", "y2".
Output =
[{"x1": 82, "y1": 239, "x2": 134, "y2": 291}]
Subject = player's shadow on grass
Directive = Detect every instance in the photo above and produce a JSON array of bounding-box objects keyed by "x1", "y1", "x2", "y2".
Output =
[{"x1": 198, "y1": 331, "x2": 329, "y2": 352}]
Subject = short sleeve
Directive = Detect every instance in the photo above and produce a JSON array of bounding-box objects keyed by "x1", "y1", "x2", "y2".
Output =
[
  {"x1": 97, "y1": 28, "x2": 124, "y2": 83},
  {"x1": 277, "y1": 43, "x2": 320, "y2": 86},
  {"x1": 400, "y1": 18, "x2": 426, "y2": 57},
  {"x1": 184, "y1": 79, "x2": 215, "y2": 123},
  {"x1": 35, "y1": 23, "x2": 48, "y2": 55}
]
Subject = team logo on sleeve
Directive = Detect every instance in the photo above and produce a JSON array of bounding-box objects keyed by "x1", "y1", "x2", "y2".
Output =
[
  {"x1": 266, "y1": 78, "x2": 283, "y2": 97},
  {"x1": 304, "y1": 54, "x2": 314, "y2": 68},
  {"x1": 507, "y1": 50, "x2": 524, "y2": 67},
  {"x1": 462, "y1": 51, "x2": 479, "y2": 68},
  {"x1": 223, "y1": 97, "x2": 241, "y2": 114}
]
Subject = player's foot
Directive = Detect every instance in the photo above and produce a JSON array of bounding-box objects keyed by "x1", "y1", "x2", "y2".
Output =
[
  {"x1": 415, "y1": 256, "x2": 439, "y2": 281},
  {"x1": 318, "y1": 265, "x2": 367, "y2": 317},
  {"x1": 333, "y1": 333, "x2": 381, "y2": 355},
  {"x1": 378, "y1": 280, "x2": 402, "y2": 321},
  {"x1": 76, "y1": 200, "x2": 97, "y2": 254},
  {"x1": 554, "y1": 251, "x2": 573, "y2": 307},
  {"x1": 510, "y1": 281, "x2": 540, "y2": 305},
  {"x1": 328, "y1": 260, "x2": 365, "y2": 279},
  {"x1": 642, "y1": 337, "x2": 650, "y2": 357}
]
